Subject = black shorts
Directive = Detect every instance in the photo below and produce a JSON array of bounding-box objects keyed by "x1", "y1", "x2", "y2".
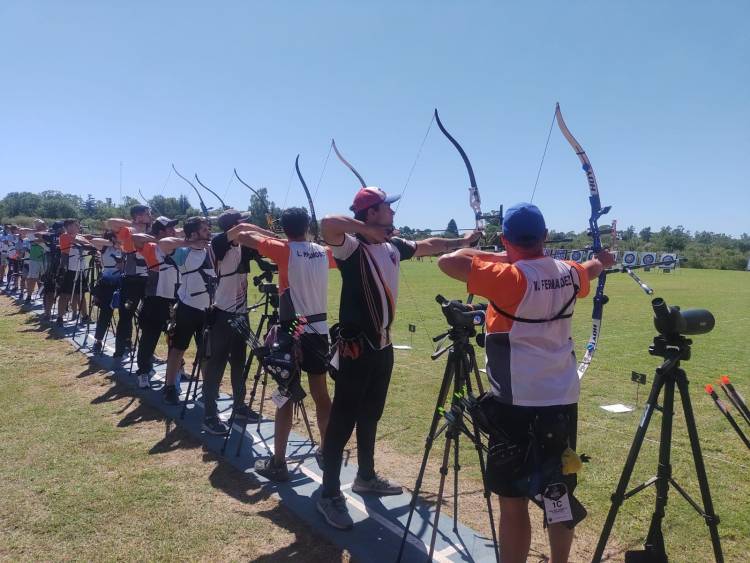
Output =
[
  {"x1": 60, "y1": 270, "x2": 89, "y2": 295},
  {"x1": 171, "y1": 301, "x2": 206, "y2": 351},
  {"x1": 483, "y1": 400, "x2": 578, "y2": 498},
  {"x1": 299, "y1": 332, "x2": 329, "y2": 375}
]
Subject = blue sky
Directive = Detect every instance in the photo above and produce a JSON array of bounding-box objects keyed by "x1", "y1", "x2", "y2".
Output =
[{"x1": 1, "y1": 1, "x2": 748, "y2": 235}]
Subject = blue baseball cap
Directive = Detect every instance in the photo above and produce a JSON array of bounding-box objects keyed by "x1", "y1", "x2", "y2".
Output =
[{"x1": 502, "y1": 203, "x2": 546, "y2": 245}]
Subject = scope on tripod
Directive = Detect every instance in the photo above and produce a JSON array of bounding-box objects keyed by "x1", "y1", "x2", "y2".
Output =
[{"x1": 652, "y1": 297, "x2": 715, "y2": 336}]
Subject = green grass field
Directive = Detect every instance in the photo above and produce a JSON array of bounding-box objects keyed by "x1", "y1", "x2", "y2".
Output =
[
  {"x1": 1, "y1": 266, "x2": 746, "y2": 562},
  {"x1": 261, "y1": 264, "x2": 748, "y2": 561}
]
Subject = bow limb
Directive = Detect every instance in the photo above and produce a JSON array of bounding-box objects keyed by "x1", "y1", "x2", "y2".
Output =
[
  {"x1": 555, "y1": 103, "x2": 611, "y2": 379},
  {"x1": 139, "y1": 188, "x2": 162, "y2": 216},
  {"x1": 172, "y1": 164, "x2": 210, "y2": 219},
  {"x1": 233, "y1": 168, "x2": 275, "y2": 230},
  {"x1": 433, "y1": 109, "x2": 485, "y2": 233},
  {"x1": 295, "y1": 154, "x2": 320, "y2": 242},
  {"x1": 331, "y1": 138, "x2": 367, "y2": 188},
  {"x1": 194, "y1": 174, "x2": 229, "y2": 211}
]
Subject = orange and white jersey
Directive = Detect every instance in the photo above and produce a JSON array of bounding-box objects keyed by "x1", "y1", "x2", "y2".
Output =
[
  {"x1": 468, "y1": 256, "x2": 590, "y2": 407},
  {"x1": 257, "y1": 238, "x2": 335, "y2": 335},
  {"x1": 60, "y1": 233, "x2": 84, "y2": 271},
  {"x1": 142, "y1": 242, "x2": 178, "y2": 300}
]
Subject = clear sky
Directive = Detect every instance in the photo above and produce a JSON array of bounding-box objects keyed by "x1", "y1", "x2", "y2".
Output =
[{"x1": 1, "y1": 1, "x2": 748, "y2": 235}]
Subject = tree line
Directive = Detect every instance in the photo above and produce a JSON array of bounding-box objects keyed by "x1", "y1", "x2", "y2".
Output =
[{"x1": 1, "y1": 190, "x2": 748, "y2": 270}]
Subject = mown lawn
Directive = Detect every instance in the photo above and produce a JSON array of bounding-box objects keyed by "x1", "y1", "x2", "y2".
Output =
[
  {"x1": 375, "y1": 265, "x2": 750, "y2": 562},
  {"x1": 0, "y1": 299, "x2": 349, "y2": 562}
]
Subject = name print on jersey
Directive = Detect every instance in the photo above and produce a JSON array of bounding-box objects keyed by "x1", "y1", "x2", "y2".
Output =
[{"x1": 532, "y1": 272, "x2": 575, "y2": 292}]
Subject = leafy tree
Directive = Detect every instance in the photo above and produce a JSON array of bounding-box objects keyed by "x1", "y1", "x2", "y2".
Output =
[{"x1": 445, "y1": 219, "x2": 459, "y2": 238}]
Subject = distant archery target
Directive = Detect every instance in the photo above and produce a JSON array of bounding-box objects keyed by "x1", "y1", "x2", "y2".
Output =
[
  {"x1": 553, "y1": 249, "x2": 567, "y2": 260},
  {"x1": 622, "y1": 251, "x2": 638, "y2": 267},
  {"x1": 660, "y1": 253, "x2": 677, "y2": 269},
  {"x1": 640, "y1": 252, "x2": 657, "y2": 266},
  {"x1": 570, "y1": 250, "x2": 584, "y2": 263}
]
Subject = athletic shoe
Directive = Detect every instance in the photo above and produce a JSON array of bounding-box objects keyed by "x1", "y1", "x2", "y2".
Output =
[
  {"x1": 254, "y1": 457, "x2": 290, "y2": 482},
  {"x1": 314, "y1": 449, "x2": 325, "y2": 471},
  {"x1": 163, "y1": 385, "x2": 180, "y2": 406},
  {"x1": 352, "y1": 473, "x2": 403, "y2": 496},
  {"x1": 317, "y1": 493, "x2": 353, "y2": 530},
  {"x1": 202, "y1": 417, "x2": 229, "y2": 436},
  {"x1": 232, "y1": 403, "x2": 260, "y2": 422},
  {"x1": 24, "y1": 297, "x2": 31, "y2": 305},
  {"x1": 137, "y1": 373, "x2": 150, "y2": 389},
  {"x1": 91, "y1": 341, "x2": 103, "y2": 355}
]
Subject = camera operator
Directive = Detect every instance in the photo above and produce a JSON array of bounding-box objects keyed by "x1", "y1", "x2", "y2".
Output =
[
  {"x1": 197, "y1": 210, "x2": 277, "y2": 435},
  {"x1": 130, "y1": 216, "x2": 181, "y2": 389},
  {"x1": 438, "y1": 202, "x2": 615, "y2": 563},
  {"x1": 106, "y1": 205, "x2": 152, "y2": 357},
  {"x1": 89, "y1": 231, "x2": 122, "y2": 354},
  {"x1": 159, "y1": 217, "x2": 216, "y2": 417},
  {"x1": 55, "y1": 219, "x2": 94, "y2": 326},
  {"x1": 230, "y1": 207, "x2": 335, "y2": 481},
  {"x1": 317, "y1": 187, "x2": 480, "y2": 530}
]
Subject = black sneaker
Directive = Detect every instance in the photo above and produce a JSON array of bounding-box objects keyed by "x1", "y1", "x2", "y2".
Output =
[
  {"x1": 202, "y1": 417, "x2": 229, "y2": 436},
  {"x1": 91, "y1": 341, "x2": 103, "y2": 355},
  {"x1": 163, "y1": 384, "x2": 179, "y2": 405},
  {"x1": 24, "y1": 297, "x2": 31, "y2": 305},
  {"x1": 255, "y1": 457, "x2": 290, "y2": 482},
  {"x1": 232, "y1": 403, "x2": 260, "y2": 422}
]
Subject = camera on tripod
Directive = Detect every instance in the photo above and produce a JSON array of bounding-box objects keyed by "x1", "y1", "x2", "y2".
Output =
[{"x1": 436, "y1": 294, "x2": 486, "y2": 329}]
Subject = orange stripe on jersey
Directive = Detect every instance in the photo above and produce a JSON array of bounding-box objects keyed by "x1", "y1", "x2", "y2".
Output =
[
  {"x1": 467, "y1": 256, "x2": 527, "y2": 333},
  {"x1": 141, "y1": 242, "x2": 159, "y2": 269},
  {"x1": 563, "y1": 261, "x2": 591, "y2": 298},
  {"x1": 117, "y1": 227, "x2": 136, "y2": 253},
  {"x1": 258, "y1": 238, "x2": 291, "y2": 293},
  {"x1": 59, "y1": 233, "x2": 73, "y2": 254}
]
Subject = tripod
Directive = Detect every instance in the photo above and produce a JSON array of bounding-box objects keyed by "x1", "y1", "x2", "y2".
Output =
[
  {"x1": 592, "y1": 333, "x2": 723, "y2": 562},
  {"x1": 397, "y1": 299, "x2": 499, "y2": 563},
  {"x1": 222, "y1": 287, "x2": 317, "y2": 457}
]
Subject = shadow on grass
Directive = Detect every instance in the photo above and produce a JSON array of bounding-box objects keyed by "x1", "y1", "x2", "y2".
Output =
[
  {"x1": 204, "y1": 452, "x2": 350, "y2": 563},
  {"x1": 148, "y1": 419, "x2": 202, "y2": 455}
]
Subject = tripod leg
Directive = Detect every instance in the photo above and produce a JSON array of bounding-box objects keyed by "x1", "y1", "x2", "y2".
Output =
[
  {"x1": 642, "y1": 376, "x2": 677, "y2": 559},
  {"x1": 180, "y1": 339, "x2": 205, "y2": 420},
  {"x1": 453, "y1": 431, "x2": 460, "y2": 532},
  {"x1": 297, "y1": 400, "x2": 316, "y2": 447},
  {"x1": 427, "y1": 432, "x2": 455, "y2": 562},
  {"x1": 223, "y1": 351, "x2": 257, "y2": 455},
  {"x1": 397, "y1": 357, "x2": 458, "y2": 562},
  {"x1": 256, "y1": 370, "x2": 269, "y2": 432},
  {"x1": 236, "y1": 360, "x2": 265, "y2": 457},
  {"x1": 593, "y1": 370, "x2": 666, "y2": 562},
  {"x1": 676, "y1": 372, "x2": 724, "y2": 562}
]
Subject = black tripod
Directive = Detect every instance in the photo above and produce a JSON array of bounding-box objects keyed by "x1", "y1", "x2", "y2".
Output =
[
  {"x1": 221, "y1": 284, "x2": 316, "y2": 457},
  {"x1": 397, "y1": 296, "x2": 499, "y2": 563},
  {"x1": 593, "y1": 303, "x2": 723, "y2": 562}
]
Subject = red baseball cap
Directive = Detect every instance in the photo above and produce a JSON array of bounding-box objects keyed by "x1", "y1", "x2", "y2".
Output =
[{"x1": 349, "y1": 187, "x2": 401, "y2": 213}]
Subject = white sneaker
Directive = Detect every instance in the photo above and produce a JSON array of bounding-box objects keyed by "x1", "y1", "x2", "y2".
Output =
[{"x1": 137, "y1": 374, "x2": 151, "y2": 389}]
